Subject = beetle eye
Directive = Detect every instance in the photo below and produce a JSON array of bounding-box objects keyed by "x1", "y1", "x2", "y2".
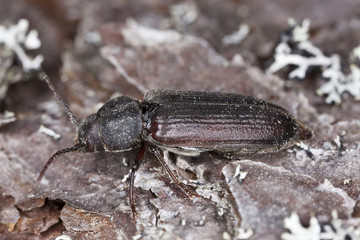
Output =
[{"x1": 86, "y1": 140, "x2": 95, "y2": 152}]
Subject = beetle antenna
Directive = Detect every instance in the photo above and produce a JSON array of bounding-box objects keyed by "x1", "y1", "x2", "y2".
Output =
[
  {"x1": 37, "y1": 143, "x2": 84, "y2": 181},
  {"x1": 42, "y1": 75, "x2": 80, "y2": 127}
]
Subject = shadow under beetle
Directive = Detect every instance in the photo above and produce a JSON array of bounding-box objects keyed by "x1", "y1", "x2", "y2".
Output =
[{"x1": 38, "y1": 76, "x2": 312, "y2": 217}]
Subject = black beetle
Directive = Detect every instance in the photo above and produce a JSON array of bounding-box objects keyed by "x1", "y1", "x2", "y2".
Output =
[{"x1": 38, "y1": 76, "x2": 312, "y2": 217}]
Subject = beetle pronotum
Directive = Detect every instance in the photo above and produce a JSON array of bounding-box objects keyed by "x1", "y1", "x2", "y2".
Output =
[{"x1": 38, "y1": 76, "x2": 312, "y2": 217}]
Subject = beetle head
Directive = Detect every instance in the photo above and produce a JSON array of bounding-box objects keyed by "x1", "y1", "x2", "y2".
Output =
[
  {"x1": 38, "y1": 76, "x2": 104, "y2": 181},
  {"x1": 76, "y1": 114, "x2": 104, "y2": 152},
  {"x1": 38, "y1": 113, "x2": 109, "y2": 181}
]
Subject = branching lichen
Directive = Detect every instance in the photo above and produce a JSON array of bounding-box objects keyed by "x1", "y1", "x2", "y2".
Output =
[
  {"x1": 282, "y1": 211, "x2": 360, "y2": 240},
  {"x1": 0, "y1": 19, "x2": 44, "y2": 99},
  {"x1": 267, "y1": 19, "x2": 360, "y2": 104},
  {"x1": 317, "y1": 47, "x2": 360, "y2": 104},
  {"x1": 0, "y1": 18, "x2": 43, "y2": 71}
]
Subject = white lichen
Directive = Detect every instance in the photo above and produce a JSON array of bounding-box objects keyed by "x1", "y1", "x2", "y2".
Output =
[
  {"x1": 55, "y1": 235, "x2": 73, "y2": 240},
  {"x1": 170, "y1": 1, "x2": 198, "y2": 31},
  {"x1": 181, "y1": 218, "x2": 187, "y2": 226},
  {"x1": 38, "y1": 124, "x2": 61, "y2": 140},
  {"x1": 121, "y1": 169, "x2": 131, "y2": 183},
  {"x1": 222, "y1": 24, "x2": 250, "y2": 46},
  {"x1": 194, "y1": 215, "x2": 206, "y2": 226},
  {"x1": 0, "y1": 19, "x2": 43, "y2": 71},
  {"x1": 0, "y1": 110, "x2": 16, "y2": 127},
  {"x1": 236, "y1": 227, "x2": 254, "y2": 240},
  {"x1": 343, "y1": 179, "x2": 352, "y2": 185},
  {"x1": 223, "y1": 231, "x2": 232, "y2": 240},
  {"x1": 132, "y1": 234, "x2": 142, "y2": 240},
  {"x1": 290, "y1": 142, "x2": 336, "y2": 163},
  {"x1": 282, "y1": 211, "x2": 360, "y2": 240},
  {"x1": 317, "y1": 49, "x2": 360, "y2": 104},
  {"x1": 230, "y1": 53, "x2": 245, "y2": 67},
  {"x1": 231, "y1": 164, "x2": 248, "y2": 184},
  {"x1": 267, "y1": 18, "x2": 360, "y2": 104}
]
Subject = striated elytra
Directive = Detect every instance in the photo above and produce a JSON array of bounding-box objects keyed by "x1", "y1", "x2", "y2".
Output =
[
  {"x1": 144, "y1": 89, "x2": 312, "y2": 155},
  {"x1": 38, "y1": 76, "x2": 312, "y2": 218}
]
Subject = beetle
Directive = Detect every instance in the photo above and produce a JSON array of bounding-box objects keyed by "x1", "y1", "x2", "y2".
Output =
[{"x1": 38, "y1": 76, "x2": 312, "y2": 217}]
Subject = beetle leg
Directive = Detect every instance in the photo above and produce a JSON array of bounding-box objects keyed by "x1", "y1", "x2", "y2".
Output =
[
  {"x1": 129, "y1": 142, "x2": 147, "y2": 219},
  {"x1": 150, "y1": 146, "x2": 200, "y2": 199}
]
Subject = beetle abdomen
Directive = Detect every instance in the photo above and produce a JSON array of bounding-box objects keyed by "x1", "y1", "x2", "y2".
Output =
[{"x1": 144, "y1": 90, "x2": 311, "y2": 154}]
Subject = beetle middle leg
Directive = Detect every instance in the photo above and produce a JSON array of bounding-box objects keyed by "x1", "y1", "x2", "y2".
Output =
[
  {"x1": 129, "y1": 142, "x2": 147, "y2": 218},
  {"x1": 149, "y1": 146, "x2": 200, "y2": 199}
]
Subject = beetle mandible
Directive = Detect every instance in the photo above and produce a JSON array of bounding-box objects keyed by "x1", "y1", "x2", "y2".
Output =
[{"x1": 38, "y1": 76, "x2": 312, "y2": 217}]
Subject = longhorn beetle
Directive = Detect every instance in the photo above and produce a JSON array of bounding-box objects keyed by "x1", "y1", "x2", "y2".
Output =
[{"x1": 38, "y1": 76, "x2": 312, "y2": 217}]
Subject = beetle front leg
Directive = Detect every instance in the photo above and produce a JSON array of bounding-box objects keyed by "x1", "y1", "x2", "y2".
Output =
[
  {"x1": 129, "y1": 142, "x2": 147, "y2": 219},
  {"x1": 149, "y1": 146, "x2": 200, "y2": 199}
]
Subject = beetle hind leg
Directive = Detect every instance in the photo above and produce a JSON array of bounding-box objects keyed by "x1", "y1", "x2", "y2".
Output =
[{"x1": 150, "y1": 146, "x2": 200, "y2": 199}]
